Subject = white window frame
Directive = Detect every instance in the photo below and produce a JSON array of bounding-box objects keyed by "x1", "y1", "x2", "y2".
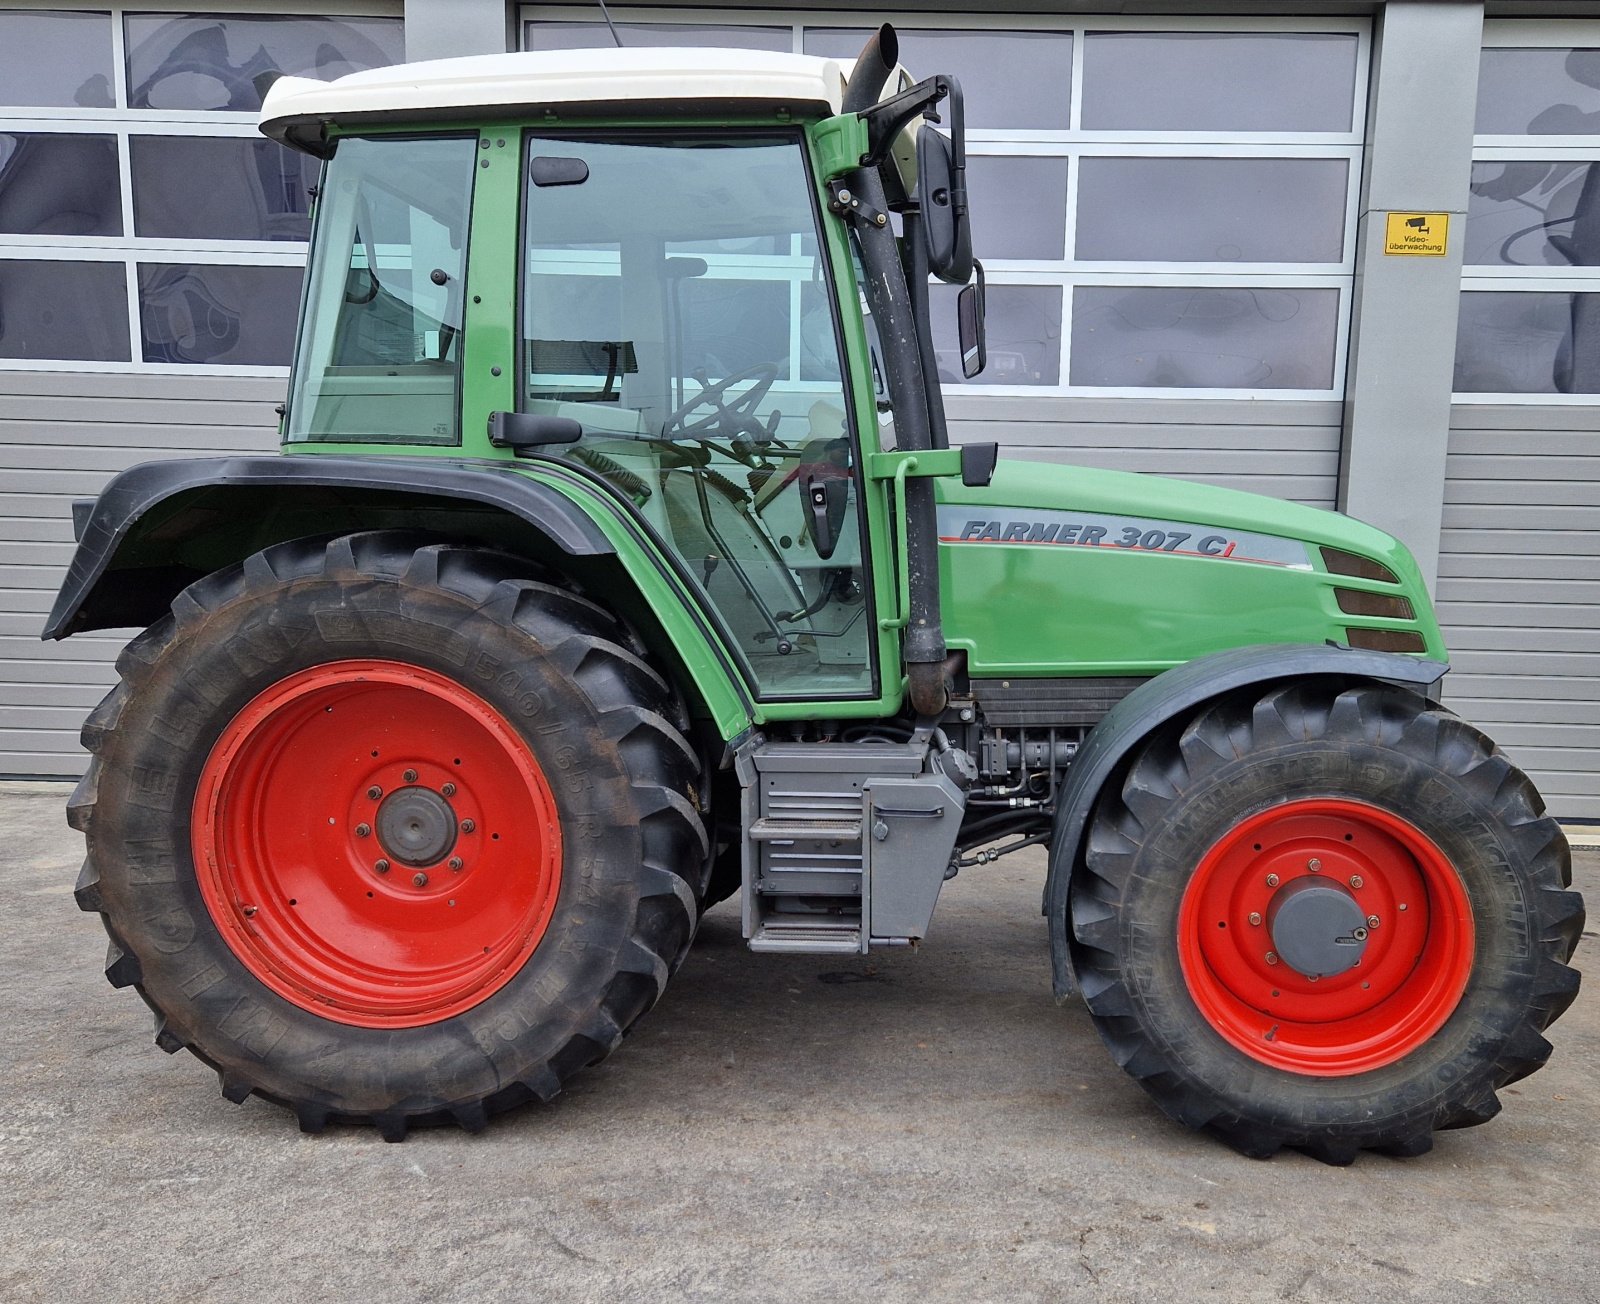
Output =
[
  {"x1": 0, "y1": 1, "x2": 400, "y2": 377},
  {"x1": 521, "y1": 7, "x2": 1371, "y2": 401},
  {"x1": 1456, "y1": 19, "x2": 1600, "y2": 404}
]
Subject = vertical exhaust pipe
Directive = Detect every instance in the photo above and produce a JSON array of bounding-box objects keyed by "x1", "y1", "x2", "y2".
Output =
[
  {"x1": 840, "y1": 24, "x2": 948, "y2": 718},
  {"x1": 841, "y1": 24, "x2": 898, "y2": 111}
]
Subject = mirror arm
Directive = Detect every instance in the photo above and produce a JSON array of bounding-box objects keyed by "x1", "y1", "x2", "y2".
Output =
[{"x1": 857, "y1": 75, "x2": 953, "y2": 169}]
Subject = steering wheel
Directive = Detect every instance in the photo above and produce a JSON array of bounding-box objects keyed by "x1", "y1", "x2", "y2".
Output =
[{"x1": 661, "y1": 363, "x2": 778, "y2": 442}]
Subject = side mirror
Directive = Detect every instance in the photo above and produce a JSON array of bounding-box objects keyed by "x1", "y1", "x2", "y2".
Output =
[
  {"x1": 916, "y1": 124, "x2": 972, "y2": 285},
  {"x1": 957, "y1": 261, "x2": 986, "y2": 380}
]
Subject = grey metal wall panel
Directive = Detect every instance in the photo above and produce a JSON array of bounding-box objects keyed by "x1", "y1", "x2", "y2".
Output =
[
  {"x1": 1438, "y1": 403, "x2": 1600, "y2": 820},
  {"x1": 0, "y1": 372, "x2": 283, "y2": 777},
  {"x1": 944, "y1": 396, "x2": 1344, "y2": 508}
]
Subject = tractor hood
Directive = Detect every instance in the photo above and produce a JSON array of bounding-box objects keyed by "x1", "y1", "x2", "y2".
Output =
[{"x1": 935, "y1": 459, "x2": 1445, "y2": 678}]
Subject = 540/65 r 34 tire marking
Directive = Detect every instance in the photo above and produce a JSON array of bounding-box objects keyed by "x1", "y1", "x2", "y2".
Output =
[{"x1": 192, "y1": 659, "x2": 563, "y2": 1029}]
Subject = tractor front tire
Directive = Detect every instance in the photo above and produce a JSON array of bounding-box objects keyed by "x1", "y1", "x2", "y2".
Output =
[
  {"x1": 1071, "y1": 679, "x2": 1583, "y2": 1163},
  {"x1": 71, "y1": 532, "x2": 707, "y2": 1139}
]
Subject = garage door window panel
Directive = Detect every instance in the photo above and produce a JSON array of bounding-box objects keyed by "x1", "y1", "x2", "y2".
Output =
[
  {"x1": 1080, "y1": 32, "x2": 1359, "y2": 135},
  {"x1": 1075, "y1": 156, "x2": 1349, "y2": 264},
  {"x1": 131, "y1": 135, "x2": 319, "y2": 242},
  {"x1": 0, "y1": 259, "x2": 129, "y2": 361},
  {"x1": 124, "y1": 14, "x2": 403, "y2": 113},
  {"x1": 0, "y1": 133, "x2": 121, "y2": 237},
  {"x1": 1070, "y1": 286, "x2": 1338, "y2": 390},
  {"x1": 1459, "y1": 27, "x2": 1600, "y2": 402},
  {"x1": 0, "y1": 11, "x2": 114, "y2": 109}
]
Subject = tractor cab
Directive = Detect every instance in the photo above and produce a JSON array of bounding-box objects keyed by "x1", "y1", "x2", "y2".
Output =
[{"x1": 267, "y1": 44, "x2": 972, "y2": 702}]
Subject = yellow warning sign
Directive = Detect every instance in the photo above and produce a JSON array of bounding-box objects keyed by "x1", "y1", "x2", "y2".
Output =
[{"x1": 1384, "y1": 212, "x2": 1449, "y2": 256}]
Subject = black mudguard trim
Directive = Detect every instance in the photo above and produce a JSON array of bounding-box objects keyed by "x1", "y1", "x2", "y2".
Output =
[
  {"x1": 42, "y1": 455, "x2": 614, "y2": 640},
  {"x1": 1044, "y1": 643, "x2": 1449, "y2": 1002}
]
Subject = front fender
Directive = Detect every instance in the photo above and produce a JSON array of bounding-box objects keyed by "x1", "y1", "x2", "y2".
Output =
[{"x1": 1044, "y1": 643, "x2": 1448, "y2": 1001}]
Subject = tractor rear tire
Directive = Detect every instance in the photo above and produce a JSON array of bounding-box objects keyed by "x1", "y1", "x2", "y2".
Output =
[
  {"x1": 1070, "y1": 679, "x2": 1583, "y2": 1163},
  {"x1": 70, "y1": 531, "x2": 708, "y2": 1139}
]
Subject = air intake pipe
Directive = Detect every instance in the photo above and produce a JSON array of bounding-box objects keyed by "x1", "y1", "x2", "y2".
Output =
[{"x1": 841, "y1": 25, "x2": 949, "y2": 717}]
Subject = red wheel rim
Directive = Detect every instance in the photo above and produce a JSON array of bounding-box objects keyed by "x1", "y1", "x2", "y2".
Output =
[
  {"x1": 192, "y1": 660, "x2": 562, "y2": 1028},
  {"x1": 1177, "y1": 798, "x2": 1474, "y2": 1076}
]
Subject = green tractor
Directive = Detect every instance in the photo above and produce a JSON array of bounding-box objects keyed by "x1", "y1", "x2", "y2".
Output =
[{"x1": 47, "y1": 27, "x2": 1581, "y2": 1162}]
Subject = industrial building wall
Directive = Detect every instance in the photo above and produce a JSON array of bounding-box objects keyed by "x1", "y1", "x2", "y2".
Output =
[
  {"x1": 1, "y1": 372, "x2": 282, "y2": 776},
  {"x1": 944, "y1": 397, "x2": 1342, "y2": 508},
  {"x1": 1438, "y1": 404, "x2": 1600, "y2": 815}
]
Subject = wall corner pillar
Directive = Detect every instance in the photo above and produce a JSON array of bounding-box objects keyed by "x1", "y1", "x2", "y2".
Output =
[{"x1": 1338, "y1": 0, "x2": 1484, "y2": 591}]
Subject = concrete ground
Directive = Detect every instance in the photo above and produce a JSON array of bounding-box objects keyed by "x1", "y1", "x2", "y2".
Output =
[{"x1": 2, "y1": 779, "x2": 1596, "y2": 1304}]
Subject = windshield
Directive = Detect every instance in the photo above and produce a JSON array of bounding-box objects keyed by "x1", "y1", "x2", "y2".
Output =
[{"x1": 520, "y1": 131, "x2": 875, "y2": 698}]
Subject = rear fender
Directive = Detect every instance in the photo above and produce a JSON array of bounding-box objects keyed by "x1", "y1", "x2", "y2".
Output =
[
  {"x1": 1044, "y1": 643, "x2": 1449, "y2": 1001},
  {"x1": 42, "y1": 454, "x2": 755, "y2": 737}
]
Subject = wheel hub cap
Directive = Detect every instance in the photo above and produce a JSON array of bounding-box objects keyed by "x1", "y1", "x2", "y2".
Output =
[
  {"x1": 376, "y1": 786, "x2": 458, "y2": 867},
  {"x1": 1266, "y1": 877, "x2": 1368, "y2": 978}
]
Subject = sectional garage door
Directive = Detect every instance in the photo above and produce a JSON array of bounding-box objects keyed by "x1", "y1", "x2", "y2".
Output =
[
  {"x1": 1436, "y1": 408, "x2": 1600, "y2": 821},
  {"x1": 0, "y1": 373, "x2": 280, "y2": 778}
]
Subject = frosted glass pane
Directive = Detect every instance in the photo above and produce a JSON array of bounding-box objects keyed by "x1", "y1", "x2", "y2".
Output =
[
  {"x1": 1455, "y1": 292, "x2": 1600, "y2": 394},
  {"x1": 1077, "y1": 157, "x2": 1348, "y2": 263},
  {"x1": 126, "y1": 14, "x2": 401, "y2": 111},
  {"x1": 968, "y1": 156, "x2": 1068, "y2": 261},
  {"x1": 1466, "y1": 161, "x2": 1600, "y2": 267},
  {"x1": 1071, "y1": 286, "x2": 1338, "y2": 389},
  {"x1": 0, "y1": 134, "x2": 121, "y2": 237},
  {"x1": 526, "y1": 23, "x2": 790, "y2": 52},
  {"x1": 1083, "y1": 32, "x2": 1358, "y2": 132},
  {"x1": 139, "y1": 263, "x2": 303, "y2": 365},
  {"x1": 0, "y1": 11, "x2": 113, "y2": 108},
  {"x1": 0, "y1": 260, "x2": 129, "y2": 361},
  {"x1": 132, "y1": 136, "x2": 318, "y2": 241},
  {"x1": 1476, "y1": 49, "x2": 1600, "y2": 135}
]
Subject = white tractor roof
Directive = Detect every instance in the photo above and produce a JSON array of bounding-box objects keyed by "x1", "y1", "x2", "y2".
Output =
[{"x1": 260, "y1": 47, "x2": 871, "y2": 154}]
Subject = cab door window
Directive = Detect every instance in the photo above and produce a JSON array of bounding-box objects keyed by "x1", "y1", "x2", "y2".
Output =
[{"x1": 520, "y1": 132, "x2": 874, "y2": 699}]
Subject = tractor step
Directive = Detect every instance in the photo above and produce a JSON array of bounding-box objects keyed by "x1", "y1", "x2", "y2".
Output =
[
  {"x1": 748, "y1": 916, "x2": 864, "y2": 954},
  {"x1": 749, "y1": 816, "x2": 864, "y2": 842},
  {"x1": 736, "y1": 739, "x2": 968, "y2": 956}
]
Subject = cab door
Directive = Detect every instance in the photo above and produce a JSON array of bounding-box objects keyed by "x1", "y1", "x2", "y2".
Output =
[{"x1": 516, "y1": 129, "x2": 878, "y2": 700}]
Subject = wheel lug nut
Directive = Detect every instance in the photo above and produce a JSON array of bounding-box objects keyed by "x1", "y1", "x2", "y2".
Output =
[
  {"x1": 355, "y1": 823, "x2": 371, "y2": 838},
  {"x1": 1367, "y1": 914, "x2": 1380, "y2": 929},
  {"x1": 375, "y1": 859, "x2": 390, "y2": 874},
  {"x1": 1307, "y1": 858, "x2": 1321, "y2": 872},
  {"x1": 403, "y1": 769, "x2": 418, "y2": 783},
  {"x1": 449, "y1": 857, "x2": 464, "y2": 872},
  {"x1": 1353, "y1": 927, "x2": 1369, "y2": 941},
  {"x1": 242, "y1": 905, "x2": 257, "y2": 918},
  {"x1": 1265, "y1": 873, "x2": 1280, "y2": 888},
  {"x1": 1349, "y1": 875, "x2": 1364, "y2": 889},
  {"x1": 412, "y1": 872, "x2": 429, "y2": 888},
  {"x1": 461, "y1": 819, "x2": 476, "y2": 834},
  {"x1": 441, "y1": 783, "x2": 456, "y2": 797},
  {"x1": 1265, "y1": 952, "x2": 1279, "y2": 965},
  {"x1": 1248, "y1": 912, "x2": 1262, "y2": 927},
  {"x1": 367, "y1": 786, "x2": 382, "y2": 801}
]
